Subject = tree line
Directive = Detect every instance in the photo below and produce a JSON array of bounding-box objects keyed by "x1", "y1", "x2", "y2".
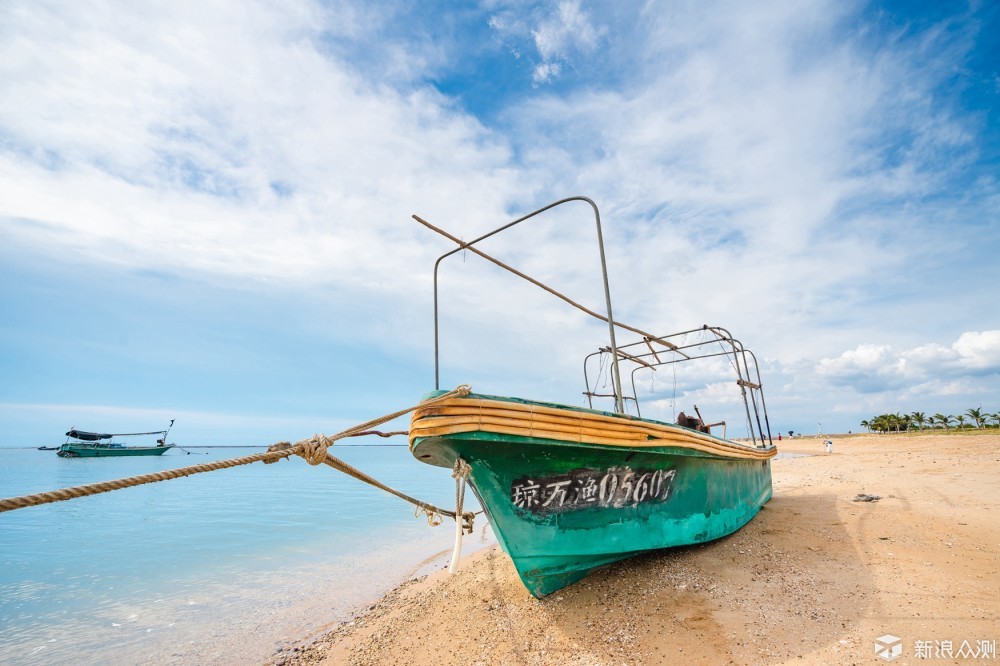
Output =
[{"x1": 860, "y1": 408, "x2": 999, "y2": 434}]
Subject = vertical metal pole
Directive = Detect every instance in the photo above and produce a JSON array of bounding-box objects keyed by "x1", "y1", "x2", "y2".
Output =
[
  {"x1": 589, "y1": 202, "x2": 624, "y2": 413},
  {"x1": 433, "y1": 257, "x2": 442, "y2": 390},
  {"x1": 427, "y1": 196, "x2": 624, "y2": 412}
]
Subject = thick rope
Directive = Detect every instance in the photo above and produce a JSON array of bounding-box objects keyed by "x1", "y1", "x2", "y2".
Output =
[
  {"x1": 453, "y1": 458, "x2": 474, "y2": 534},
  {"x1": 448, "y1": 457, "x2": 473, "y2": 574},
  {"x1": 314, "y1": 447, "x2": 468, "y2": 523},
  {"x1": 0, "y1": 449, "x2": 295, "y2": 512},
  {"x1": 0, "y1": 386, "x2": 471, "y2": 515},
  {"x1": 265, "y1": 385, "x2": 471, "y2": 465}
]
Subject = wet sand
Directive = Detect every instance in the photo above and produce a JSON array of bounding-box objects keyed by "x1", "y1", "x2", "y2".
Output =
[{"x1": 273, "y1": 432, "x2": 1000, "y2": 665}]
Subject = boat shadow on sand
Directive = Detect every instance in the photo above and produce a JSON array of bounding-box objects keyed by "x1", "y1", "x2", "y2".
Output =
[
  {"x1": 478, "y1": 491, "x2": 872, "y2": 664},
  {"x1": 284, "y1": 495, "x2": 875, "y2": 665}
]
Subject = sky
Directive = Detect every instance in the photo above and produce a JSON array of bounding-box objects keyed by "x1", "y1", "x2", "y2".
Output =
[{"x1": 1, "y1": 0, "x2": 998, "y2": 446}]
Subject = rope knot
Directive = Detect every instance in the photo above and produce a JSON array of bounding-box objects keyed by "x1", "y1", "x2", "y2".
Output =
[
  {"x1": 452, "y1": 457, "x2": 472, "y2": 480},
  {"x1": 0, "y1": 385, "x2": 477, "y2": 516},
  {"x1": 461, "y1": 511, "x2": 476, "y2": 534},
  {"x1": 298, "y1": 434, "x2": 334, "y2": 465}
]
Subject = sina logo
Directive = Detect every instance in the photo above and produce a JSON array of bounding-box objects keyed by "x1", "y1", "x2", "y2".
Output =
[{"x1": 875, "y1": 635, "x2": 903, "y2": 661}]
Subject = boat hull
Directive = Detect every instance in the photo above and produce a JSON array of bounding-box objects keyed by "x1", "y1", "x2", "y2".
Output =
[
  {"x1": 57, "y1": 444, "x2": 174, "y2": 457},
  {"x1": 411, "y1": 394, "x2": 775, "y2": 597}
]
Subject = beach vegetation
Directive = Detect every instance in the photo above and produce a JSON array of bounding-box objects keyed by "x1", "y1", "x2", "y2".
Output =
[
  {"x1": 933, "y1": 413, "x2": 953, "y2": 430},
  {"x1": 863, "y1": 407, "x2": 998, "y2": 433},
  {"x1": 964, "y1": 407, "x2": 986, "y2": 429}
]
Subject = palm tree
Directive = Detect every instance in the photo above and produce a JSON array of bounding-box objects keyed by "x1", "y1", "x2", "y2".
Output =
[
  {"x1": 871, "y1": 413, "x2": 906, "y2": 434},
  {"x1": 955, "y1": 414, "x2": 966, "y2": 429},
  {"x1": 965, "y1": 407, "x2": 986, "y2": 429},
  {"x1": 911, "y1": 411, "x2": 928, "y2": 431},
  {"x1": 933, "y1": 413, "x2": 953, "y2": 430},
  {"x1": 872, "y1": 414, "x2": 889, "y2": 433},
  {"x1": 860, "y1": 419, "x2": 871, "y2": 433},
  {"x1": 893, "y1": 412, "x2": 907, "y2": 433}
]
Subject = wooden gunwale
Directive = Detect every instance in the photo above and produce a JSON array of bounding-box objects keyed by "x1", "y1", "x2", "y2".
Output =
[
  {"x1": 411, "y1": 421, "x2": 775, "y2": 460},
  {"x1": 415, "y1": 397, "x2": 729, "y2": 435},
  {"x1": 409, "y1": 397, "x2": 776, "y2": 460},
  {"x1": 412, "y1": 410, "x2": 649, "y2": 441},
  {"x1": 412, "y1": 397, "x2": 764, "y2": 447},
  {"x1": 415, "y1": 404, "x2": 736, "y2": 443}
]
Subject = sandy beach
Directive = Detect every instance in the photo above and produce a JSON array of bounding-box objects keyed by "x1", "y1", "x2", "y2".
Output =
[{"x1": 273, "y1": 432, "x2": 1000, "y2": 665}]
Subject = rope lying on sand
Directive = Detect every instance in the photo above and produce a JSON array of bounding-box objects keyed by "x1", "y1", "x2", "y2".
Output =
[{"x1": 0, "y1": 386, "x2": 474, "y2": 526}]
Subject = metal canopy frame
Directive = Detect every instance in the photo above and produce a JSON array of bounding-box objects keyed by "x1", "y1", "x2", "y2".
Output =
[
  {"x1": 416, "y1": 197, "x2": 773, "y2": 447},
  {"x1": 420, "y1": 196, "x2": 626, "y2": 413},
  {"x1": 583, "y1": 325, "x2": 773, "y2": 447}
]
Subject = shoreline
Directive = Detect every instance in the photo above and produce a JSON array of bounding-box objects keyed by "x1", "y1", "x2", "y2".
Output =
[{"x1": 273, "y1": 432, "x2": 1000, "y2": 665}]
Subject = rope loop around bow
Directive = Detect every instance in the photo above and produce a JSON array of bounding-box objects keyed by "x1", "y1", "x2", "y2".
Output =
[
  {"x1": 451, "y1": 458, "x2": 474, "y2": 534},
  {"x1": 452, "y1": 457, "x2": 472, "y2": 480}
]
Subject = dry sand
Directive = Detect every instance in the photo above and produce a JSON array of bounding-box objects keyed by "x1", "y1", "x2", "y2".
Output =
[{"x1": 272, "y1": 432, "x2": 999, "y2": 665}]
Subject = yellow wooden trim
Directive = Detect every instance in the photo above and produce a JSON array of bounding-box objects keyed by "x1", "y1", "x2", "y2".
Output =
[{"x1": 410, "y1": 396, "x2": 776, "y2": 460}]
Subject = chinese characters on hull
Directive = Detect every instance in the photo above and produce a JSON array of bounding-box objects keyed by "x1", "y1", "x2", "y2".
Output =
[{"x1": 511, "y1": 466, "x2": 677, "y2": 515}]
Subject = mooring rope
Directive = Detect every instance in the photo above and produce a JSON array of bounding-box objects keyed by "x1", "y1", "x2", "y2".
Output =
[
  {"x1": 0, "y1": 386, "x2": 472, "y2": 516},
  {"x1": 448, "y1": 457, "x2": 473, "y2": 574}
]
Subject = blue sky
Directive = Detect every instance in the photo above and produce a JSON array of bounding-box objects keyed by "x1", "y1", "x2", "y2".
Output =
[{"x1": 1, "y1": 0, "x2": 998, "y2": 445}]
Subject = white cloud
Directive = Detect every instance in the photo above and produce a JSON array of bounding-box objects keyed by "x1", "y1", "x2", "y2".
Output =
[
  {"x1": 952, "y1": 331, "x2": 1000, "y2": 371},
  {"x1": 489, "y1": 0, "x2": 603, "y2": 84},
  {"x1": 814, "y1": 344, "x2": 904, "y2": 392},
  {"x1": 816, "y1": 331, "x2": 1000, "y2": 395},
  {"x1": 532, "y1": 61, "x2": 561, "y2": 84},
  {"x1": 494, "y1": 0, "x2": 998, "y2": 371},
  {"x1": 531, "y1": 0, "x2": 601, "y2": 62},
  {"x1": 898, "y1": 342, "x2": 956, "y2": 376},
  {"x1": 0, "y1": 0, "x2": 521, "y2": 292}
]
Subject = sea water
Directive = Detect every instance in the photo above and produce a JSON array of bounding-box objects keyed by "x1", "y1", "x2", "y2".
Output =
[{"x1": 0, "y1": 446, "x2": 490, "y2": 665}]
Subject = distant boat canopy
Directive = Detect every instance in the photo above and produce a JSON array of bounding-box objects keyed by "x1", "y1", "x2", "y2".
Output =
[
  {"x1": 57, "y1": 423, "x2": 175, "y2": 457},
  {"x1": 65, "y1": 430, "x2": 113, "y2": 441}
]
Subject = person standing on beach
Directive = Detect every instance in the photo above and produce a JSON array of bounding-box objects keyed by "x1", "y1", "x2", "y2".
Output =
[{"x1": 825, "y1": 439, "x2": 833, "y2": 454}]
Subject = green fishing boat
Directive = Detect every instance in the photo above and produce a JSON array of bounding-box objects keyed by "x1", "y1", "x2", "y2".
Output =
[
  {"x1": 408, "y1": 197, "x2": 776, "y2": 597},
  {"x1": 57, "y1": 420, "x2": 176, "y2": 458}
]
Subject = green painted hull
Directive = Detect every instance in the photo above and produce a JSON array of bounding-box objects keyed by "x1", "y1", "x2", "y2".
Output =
[
  {"x1": 412, "y1": 399, "x2": 773, "y2": 597},
  {"x1": 57, "y1": 444, "x2": 174, "y2": 457}
]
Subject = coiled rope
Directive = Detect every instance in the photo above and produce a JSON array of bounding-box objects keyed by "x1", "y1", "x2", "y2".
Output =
[{"x1": 0, "y1": 386, "x2": 472, "y2": 522}]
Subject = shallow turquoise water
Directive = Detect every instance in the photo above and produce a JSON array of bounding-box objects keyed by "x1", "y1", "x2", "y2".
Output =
[{"x1": 0, "y1": 446, "x2": 488, "y2": 665}]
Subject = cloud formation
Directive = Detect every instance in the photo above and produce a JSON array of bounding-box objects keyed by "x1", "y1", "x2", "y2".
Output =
[
  {"x1": 1, "y1": 1, "x2": 997, "y2": 438},
  {"x1": 816, "y1": 331, "x2": 1000, "y2": 394},
  {"x1": 487, "y1": 0, "x2": 604, "y2": 84},
  {"x1": 0, "y1": 0, "x2": 519, "y2": 289}
]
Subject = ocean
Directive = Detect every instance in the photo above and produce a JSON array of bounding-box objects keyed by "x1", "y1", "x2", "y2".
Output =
[{"x1": 0, "y1": 445, "x2": 490, "y2": 665}]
